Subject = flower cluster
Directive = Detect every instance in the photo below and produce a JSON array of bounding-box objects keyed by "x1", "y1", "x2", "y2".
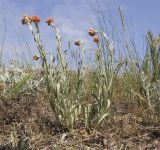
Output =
[
  {"x1": 33, "y1": 55, "x2": 40, "y2": 61},
  {"x1": 22, "y1": 15, "x2": 101, "y2": 63},
  {"x1": 88, "y1": 28, "x2": 99, "y2": 43},
  {"x1": 22, "y1": 15, "x2": 56, "y2": 62},
  {"x1": 22, "y1": 16, "x2": 54, "y2": 25},
  {"x1": 46, "y1": 17, "x2": 54, "y2": 26},
  {"x1": 22, "y1": 15, "x2": 40, "y2": 25},
  {"x1": 21, "y1": 16, "x2": 32, "y2": 25},
  {"x1": 31, "y1": 16, "x2": 40, "y2": 23},
  {"x1": 88, "y1": 28, "x2": 97, "y2": 36},
  {"x1": 74, "y1": 40, "x2": 82, "y2": 47},
  {"x1": 93, "y1": 35, "x2": 99, "y2": 43}
]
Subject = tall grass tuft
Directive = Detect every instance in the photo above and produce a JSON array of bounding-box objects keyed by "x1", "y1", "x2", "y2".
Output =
[{"x1": 143, "y1": 31, "x2": 160, "y2": 82}]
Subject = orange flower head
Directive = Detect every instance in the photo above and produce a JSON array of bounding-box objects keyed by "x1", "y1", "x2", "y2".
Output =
[
  {"x1": 22, "y1": 16, "x2": 32, "y2": 25},
  {"x1": 33, "y1": 55, "x2": 40, "y2": 61},
  {"x1": 46, "y1": 17, "x2": 54, "y2": 25},
  {"x1": 93, "y1": 35, "x2": 99, "y2": 43},
  {"x1": 88, "y1": 28, "x2": 97, "y2": 36},
  {"x1": 74, "y1": 40, "x2": 81, "y2": 46},
  {"x1": 31, "y1": 16, "x2": 40, "y2": 23}
]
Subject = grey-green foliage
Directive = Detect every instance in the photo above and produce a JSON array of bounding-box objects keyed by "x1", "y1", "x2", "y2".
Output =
[
  {"x1": 8, "y1": 73, "x2": 32, "y2": 95},
  {"x1": 23, "y1": 17, "x2": 113, "y2": 132},
  {"x1": 24, "y1": 20, "x2": 84, "y2": 131},
  {"x1": 140, "y1": 31, "x2": 160, "y2": 112},
  {"x1": 16, "y1": 137, "x2": 30, "y2": 150},
  {"x1": 143, "y1": 31, "x2": 160, "y2": 82},
  {"x1": 10, "y1": 124, "x2": 30, "y2": 150},
  {"x1": 0, "y1": 62, "x2": 31, "y2": 94},
  {"x1": 150, "y1": 80, "x2": 160, "y2": 113},
  {"x1": 0, "y1": 62, "x2": 44, "y2": 96}
]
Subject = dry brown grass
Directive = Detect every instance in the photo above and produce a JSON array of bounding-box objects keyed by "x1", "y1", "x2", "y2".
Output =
[{"x1": 0, "y1": 89, "x2": 160, "y2": 150}]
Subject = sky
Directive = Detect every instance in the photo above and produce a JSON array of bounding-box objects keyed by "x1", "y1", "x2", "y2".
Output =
[{"x1": 0, "y1": 0, "x2": 160, "y2": 63}]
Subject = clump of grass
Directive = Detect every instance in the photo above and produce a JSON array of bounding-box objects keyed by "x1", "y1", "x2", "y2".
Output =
[
  {"x1": 139, "y1": 31, "x2": 160, "y2": 112},
  {"x1": 143, "y1": 31, "x2": 160, "y2": 82}
]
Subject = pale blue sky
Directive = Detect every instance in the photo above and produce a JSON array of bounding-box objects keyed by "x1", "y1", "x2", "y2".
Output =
[{"x1": 0, "y1": 0, "x2": 160, "y2": 63}]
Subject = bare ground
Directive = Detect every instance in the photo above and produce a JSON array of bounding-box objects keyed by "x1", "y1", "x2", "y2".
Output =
[{"x1": 0, "y1": 90, "x2": 160, "y2": 150}]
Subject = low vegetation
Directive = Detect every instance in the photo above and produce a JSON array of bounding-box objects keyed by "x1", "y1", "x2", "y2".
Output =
[{"x1": 0, "y1": 4, "x2": 160, "y2": 150}]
